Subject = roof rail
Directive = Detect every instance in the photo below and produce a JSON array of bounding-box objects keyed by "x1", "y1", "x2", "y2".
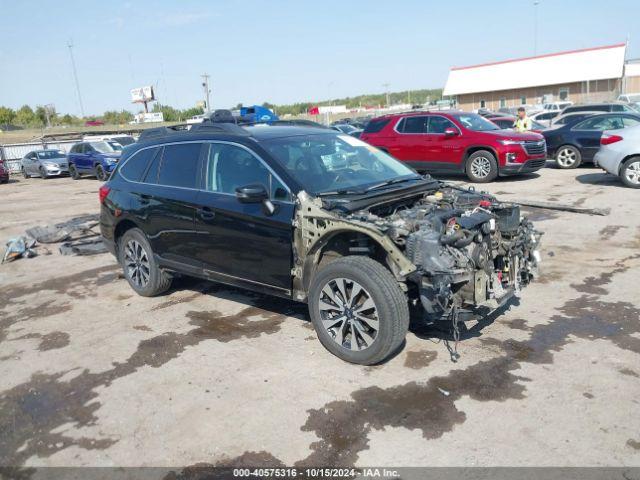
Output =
[
  {"x1": 137, "y1": 122, "x2": 250, "y2": 142},
  {"x1": 138, "y1": 124, "x2": 190, "y2": 141},
  {"x1": 190, "y1": 122, "x2": 251, "y2": 136}
]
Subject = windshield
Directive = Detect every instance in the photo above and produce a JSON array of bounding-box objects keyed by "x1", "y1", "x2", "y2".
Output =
[
  {"x1": 263, "y1": 133, "x2": 419, "y2": 195},
  {"x1": 90, "y1": 141, "x2": 123, "y2": 153},
  {"x1": 452, "y1": 113, "x2": 500, "y2": 131},
  {"x1": 113, "y1": 136, "x2": 135, "y2": 146},
  {"x1": 36, "y1": 150, "x2": 65, "y2": 159}
]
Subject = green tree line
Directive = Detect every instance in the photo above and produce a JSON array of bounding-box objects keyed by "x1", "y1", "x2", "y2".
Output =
[{"x1": 269, "y1": 88, "x2": 444, "y2": 116}]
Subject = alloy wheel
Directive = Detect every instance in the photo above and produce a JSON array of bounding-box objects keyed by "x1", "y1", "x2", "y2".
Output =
[
  {"x1": 557, "y1": 148, "x2": 577, "y2": 167},
  {"x1": 470, "y1": 156, "x2": 492, "y2": 179},
  {"x1": 124, "y1": 240, "x2": 150, "y2": 288},
  {"x1": 318, "y1": 277, "x2": 379, "y2": 351},
  {"x1": 624, "y1": 161, "x2": 640, "y2": 185}
]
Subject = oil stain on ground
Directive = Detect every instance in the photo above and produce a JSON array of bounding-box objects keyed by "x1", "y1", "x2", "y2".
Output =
[
  {"x1": 403, "y1": 349, "x2": 437, "y2": 369},
  {"x1": 0, "y1": 289, "x2": 297, "y2": 469}
]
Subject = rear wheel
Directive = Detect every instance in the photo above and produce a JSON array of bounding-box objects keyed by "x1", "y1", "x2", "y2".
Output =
[
  {"x1": 555, "y1": 145, "x2": 581, "y2": 169},
  {"x1": 69, "y1": 164, "x2": 80, "y2": 180},
  {"x1": 308, "y1": 256, "x2": 409, "y2": 365},
  {"x1": 118, "y1": 228, "x2": 172, "y2": 297},
  {"x1": 95, "y1": 164, "x2": 107, "y2": 181},
  {"x1": 620, "y1": 157, "x2": 640, "y2": 189},
  {"x1": 465, "y1": 150, "x2": 498, "y2": 183}
]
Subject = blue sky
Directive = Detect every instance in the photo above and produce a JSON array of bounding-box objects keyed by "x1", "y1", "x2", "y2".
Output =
[{"x1": 1, "y1": 0, "x2": 638, "y2": 116}]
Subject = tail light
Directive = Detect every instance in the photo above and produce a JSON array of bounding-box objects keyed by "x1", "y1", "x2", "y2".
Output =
[
  {"x1": 99, "y1": 185, "x2": 111, "y2": 204},
  {"x1": 601, "y1": 134, "x2": 623, "y2": 145}
]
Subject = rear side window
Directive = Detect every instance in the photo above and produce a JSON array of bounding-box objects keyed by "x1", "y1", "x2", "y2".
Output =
[
  {"x1": 362, "y1": 118, "x2": 391, "y2": 133},
  {"x1": 142, "y1": 147, "x2": 163, "y2": 184},
  {"x1": 399, "y1": 116, "x2": 428, "y2": 134},
  {"x1": 120, "y1": 147, "x2": 159, "y2": 182},
  {"x1": 158, "y1": 143, "x2": 202, "y2": 188}
]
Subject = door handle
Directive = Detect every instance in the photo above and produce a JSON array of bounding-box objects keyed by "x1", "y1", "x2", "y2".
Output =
[
  {"x1": 198, "y1": 207, "x2": 216, "y2": 220},
  {"x1": 139, "y1": 194, "x2": 151, "y2": 205}
]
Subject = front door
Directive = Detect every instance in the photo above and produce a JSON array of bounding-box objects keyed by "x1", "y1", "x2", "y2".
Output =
[
  {"x1": 425, "y1": 115, "x2": 464, "y2": 169},
  {"x1": 193, "y1": 142, "x2": 294, "y2": 295}
]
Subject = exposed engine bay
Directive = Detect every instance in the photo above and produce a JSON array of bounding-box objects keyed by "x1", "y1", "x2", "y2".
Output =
[
  {"x1": 293, "y1": 182, "x2": 541, "y2": 325},
  {"x1": 341, "y1": 186, "x2": 541, "y2": 320}
]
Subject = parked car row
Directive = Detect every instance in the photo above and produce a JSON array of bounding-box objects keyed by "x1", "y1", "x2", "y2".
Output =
[{"x1": 19, "y1": 135, "x2": 136, "y2": 181}]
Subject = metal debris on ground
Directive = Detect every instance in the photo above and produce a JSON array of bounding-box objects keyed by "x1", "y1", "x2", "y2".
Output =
[
  {"x1": 2, "y1": 214, "x2": 106, "y2": 262},
  {"x1": 2, "y1": 236, "x2": 37, "y2": 263},
  {"x1": 513, "y1": 200, "x2": 610, "y2": 216}
]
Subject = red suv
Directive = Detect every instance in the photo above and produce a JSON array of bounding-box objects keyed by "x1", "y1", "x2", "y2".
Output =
[{"x1": 360, "y1": 111, "x2": 547, "y2": 182}]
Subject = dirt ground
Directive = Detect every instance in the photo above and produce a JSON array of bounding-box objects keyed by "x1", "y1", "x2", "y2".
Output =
[{"x1": 1, "y1": 166, "x2": 639, "y2": 473}]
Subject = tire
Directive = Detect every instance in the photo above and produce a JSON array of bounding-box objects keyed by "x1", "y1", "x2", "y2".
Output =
[
  {"x1": 39, "y1": 167, "x2": 48, "y2": 179},
  {"x1": 555, "y1": 145, "x2": 582, "y2": 169},
  {"x1": 620, "y1": 156, "x2": 640, "y2": 189},
  {"x1": 465, "y1": 150, "x2": 498, "y2": 183},
  {"x1": 22, "y1": 167, "x2": 30, "y2": 179},
  {"x1": 118, "y1": 228, "x2": 172, "y2": 297},
  {"x1": 95, "y1": 164, "x2": 107, "y2": 181},
  {"x1": 69, "y1": 164, "x2": 80, "y2": 180},
  {"x1": 308, "y1": 256, "x2": 409, "y2": 365}
]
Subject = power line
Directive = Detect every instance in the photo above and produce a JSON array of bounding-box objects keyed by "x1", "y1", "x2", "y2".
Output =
[{"x1": 67, "y1": 41, "x2": 85, "y2": 117}]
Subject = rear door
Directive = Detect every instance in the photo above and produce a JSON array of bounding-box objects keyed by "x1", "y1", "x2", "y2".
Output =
[
  {"x1": 135, "y1": 142, "x2": 204, "y2": 274},
  {"x1": 571, "y1": 115, "x2": 625, "y2": 160},
  {"x1": 391, "y1": 116, "x2": 429, "y2": 167},
  {"x1": 76, "y1": 143, "x2": 92, "y2": 171},
  {"x1": 193, "y1": 142, "x2": 294, "y2": 295}
]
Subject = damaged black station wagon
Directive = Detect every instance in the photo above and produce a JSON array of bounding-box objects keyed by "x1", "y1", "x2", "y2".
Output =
[{"x1": 100, "y1": 123, "x2": 541, "y2": 364}]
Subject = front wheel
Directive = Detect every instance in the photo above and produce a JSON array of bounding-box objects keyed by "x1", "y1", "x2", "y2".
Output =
[
  {"x1": 308, "y1": 256, "x2": 409, "y2": 365},
  {"x1": 621, "y1": 157, "x2": 640, "y2": 188},
  {"x1": 118, "y1": 228, "x2": 172, "y2": 297},
  {"x1": 69, "y1": 164, "x2": 80, "y2": 180},
  {"x1": 22, "y1": 167, "x2": 30, "y2": 179},
  {"x1": 95, "y1": 164, "x2": 108, "y2": 181},
  {"x1": 555, "y1": 145, "x2": 581, "y2": 169},
  {"x1": 466, "y1": 150, "x2": 498, "y2": 183},
  {"x1": 39, "y1": 167, "x2": 48, "y2": 179}
]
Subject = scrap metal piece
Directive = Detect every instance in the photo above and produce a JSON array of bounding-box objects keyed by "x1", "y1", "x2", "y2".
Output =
[{"x1": 513, "y1": 200, "x2": 609, "y2": 216}]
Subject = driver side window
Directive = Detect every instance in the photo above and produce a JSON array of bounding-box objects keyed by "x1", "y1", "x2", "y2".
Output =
[{"x1": 205, "y1": 143, "x2": 290, "y2": 201}]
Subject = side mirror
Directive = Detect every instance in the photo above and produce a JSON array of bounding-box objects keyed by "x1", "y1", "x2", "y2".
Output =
[
  {"x1": 235, "y1": 184, "x2": 269, "y2": 203},
  {"x1": 444, "y1": 127, "x2": 458, "y2": 137}
]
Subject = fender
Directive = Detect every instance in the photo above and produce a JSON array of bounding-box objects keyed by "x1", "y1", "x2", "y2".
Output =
[{"x1": 291, "y1": 191, "x2": 416, "y2": 301}]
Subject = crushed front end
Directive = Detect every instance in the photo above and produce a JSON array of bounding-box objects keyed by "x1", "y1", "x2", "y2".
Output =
[{"x1": 342, "y1": 186, "x2": 542, "y2": 322}]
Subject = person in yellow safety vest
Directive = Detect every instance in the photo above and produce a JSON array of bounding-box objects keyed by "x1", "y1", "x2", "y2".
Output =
[{"x1": 513, "y1": 107, "x2": 532, "y2": 132}]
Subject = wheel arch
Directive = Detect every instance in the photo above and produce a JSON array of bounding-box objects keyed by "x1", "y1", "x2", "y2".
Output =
[
  {"x1": 463, "y1": 145, "x2": 498, "y2": 171},
  {"x1": 619, "y1": 154, "x2": 640, "y2": 175},
  {"x1": 113, "y1": 218, "x2": 142, "y2": 251},
  {"x1": 301, "y1": 229, "x2": 402, "y2": 293}
]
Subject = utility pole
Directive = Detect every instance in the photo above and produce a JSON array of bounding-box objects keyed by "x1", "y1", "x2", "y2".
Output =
[
  {"x1": 201, "y1": 74, "x2": 211, "y2": 114},
  {"x1": 383, "y1": 83, "x2": 390, "y2": 108},
  {"x1": 533, "y1": 1, "x2": 540, "y2": 55},
  {"x1": 67, "y1": 41, "x2": 85, "y2": 117}
]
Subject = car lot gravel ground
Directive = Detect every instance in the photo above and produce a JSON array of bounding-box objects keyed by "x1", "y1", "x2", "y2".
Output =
[{"x1": 0, "y1": 166, "x2": 639, "y2": 473}]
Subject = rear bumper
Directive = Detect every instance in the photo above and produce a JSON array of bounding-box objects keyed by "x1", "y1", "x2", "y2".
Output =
[{"x1": 500, "y1": 157, "x2": 547, "y2": 175}]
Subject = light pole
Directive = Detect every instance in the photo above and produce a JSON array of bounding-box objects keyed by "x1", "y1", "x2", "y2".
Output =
[
  {"x1": 533, "y1": 1, "x2": 540, "y2": 56},
  {"x1": 67, "y1": 41, "x2": 85, "y2": 117},
  {"x1": 201, "y1": 74, "x2": 211, "y2": 114},
  {"x1": 383, "y1": 83, "x2": 390, "y2": 108}
]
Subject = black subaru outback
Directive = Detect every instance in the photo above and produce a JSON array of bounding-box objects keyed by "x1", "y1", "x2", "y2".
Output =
[{"x1": 100, "y1": 122, "x2": 541, "y2": 364}]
